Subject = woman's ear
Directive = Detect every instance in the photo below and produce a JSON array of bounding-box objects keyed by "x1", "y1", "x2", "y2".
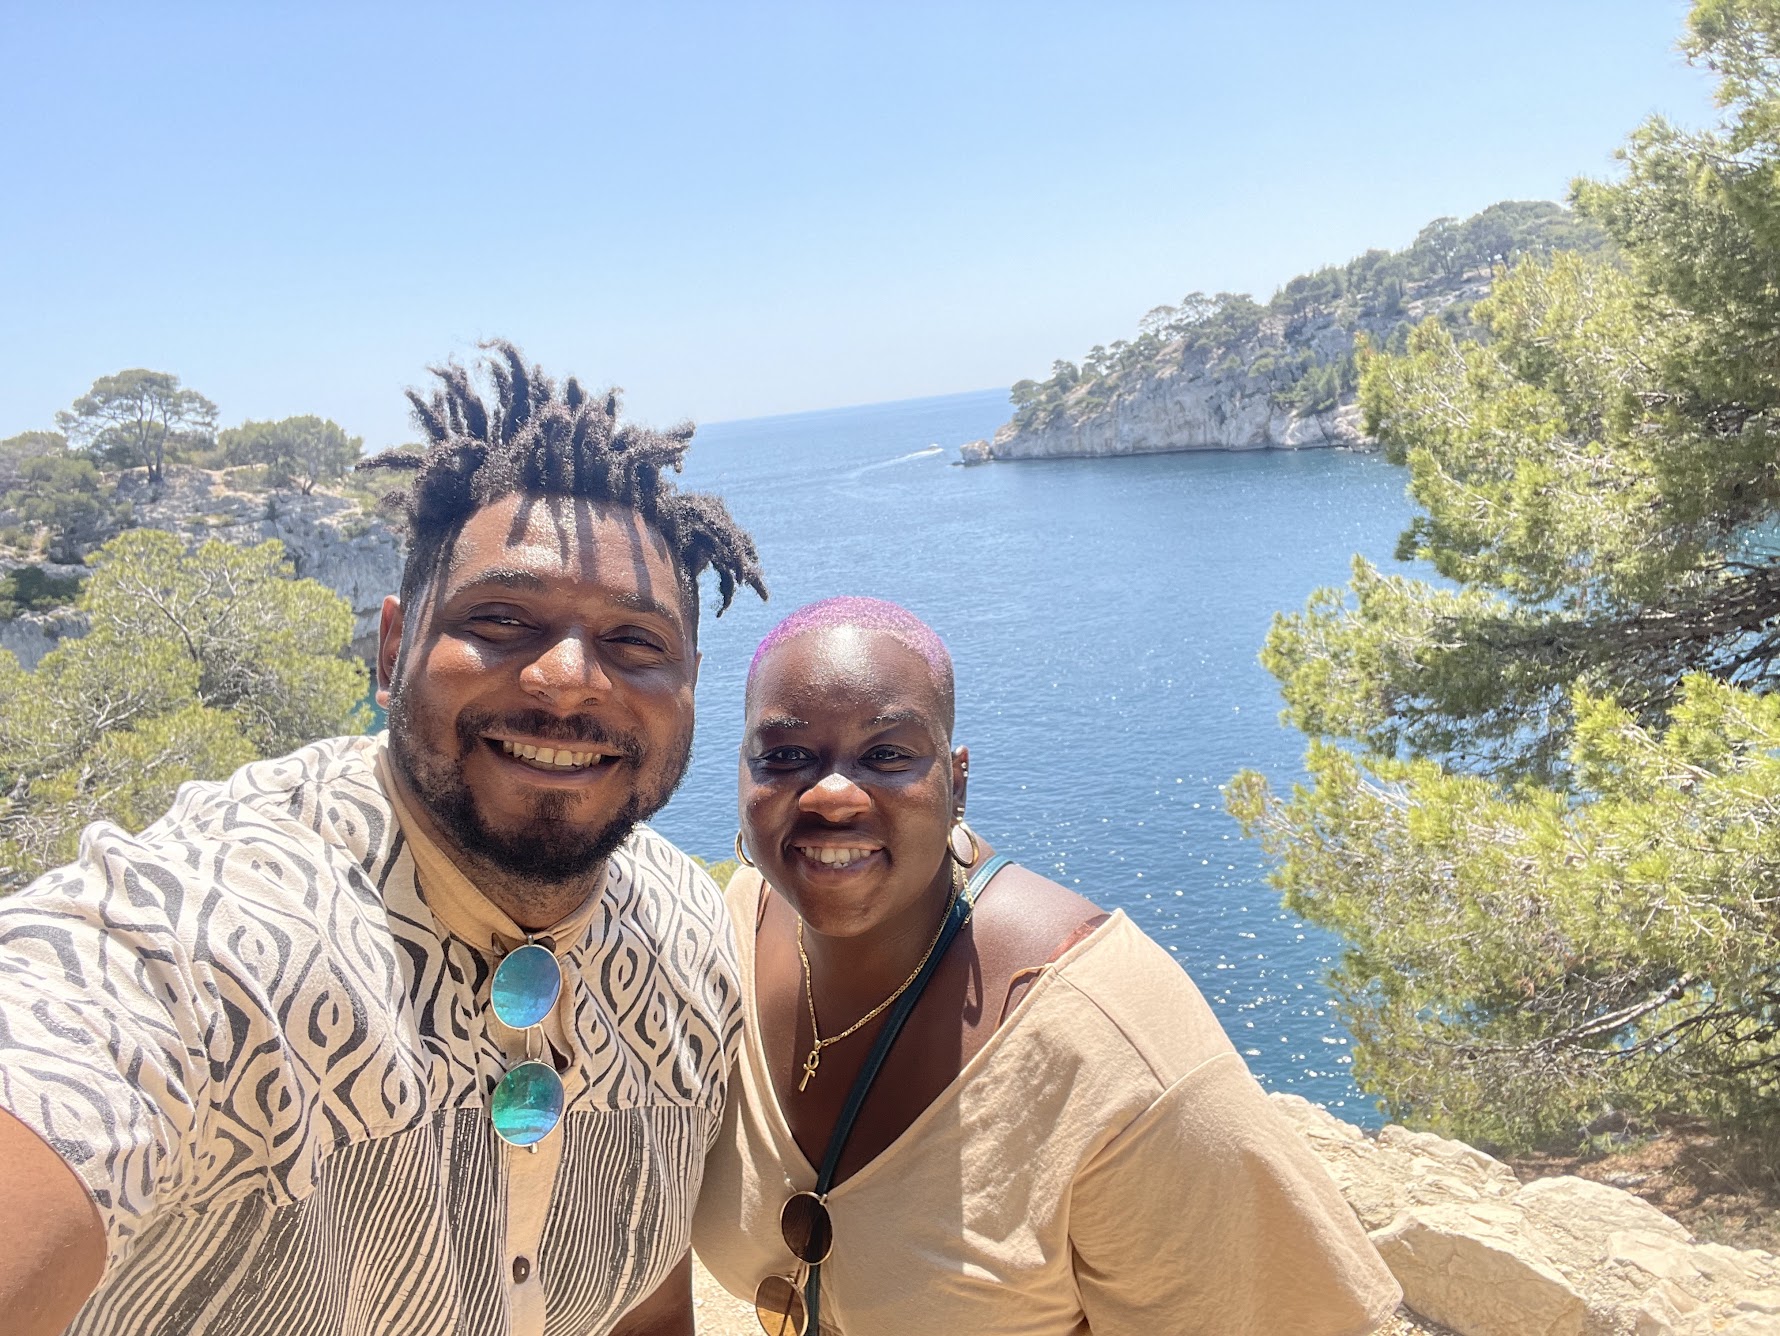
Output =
[{"x1": 951, "y1": 744, "x2": 970, "y2": 816}]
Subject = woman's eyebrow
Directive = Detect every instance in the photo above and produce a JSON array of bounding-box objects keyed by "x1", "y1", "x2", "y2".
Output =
[
  {"x1": 868, "y1": 709, "x2": 925, "y2": 728},
  {"x1": 756, "y1": 714, "x2": 807, "y2": 731}
]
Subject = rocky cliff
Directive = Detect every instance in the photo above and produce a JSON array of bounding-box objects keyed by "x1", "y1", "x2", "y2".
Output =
[
  {"x1": 117, "y1": 467, "x2": 404, "y2": 659},
  {"x1": 0, "y1": 466, "x2": 403, "y2": 669},
  {"x1": 987, "y1": 271, "x2": 1487, "y2": 461},
  {"x1": 1269, "y1": 1096, "x2": 1780, "y2": 1336},
  {"x1": 982, "y1": 200, "x2": 1606, "y2": 463}
]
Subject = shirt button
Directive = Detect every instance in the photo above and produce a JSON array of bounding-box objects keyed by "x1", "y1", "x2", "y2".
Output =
[{"x1": 512, "y1": 1256, "x2": 532, "y2": 1284}]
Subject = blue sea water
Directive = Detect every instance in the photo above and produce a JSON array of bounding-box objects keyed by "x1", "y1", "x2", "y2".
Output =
[{"x1": 644, "y1": 387, "x2": 1420, "y2": 1122}]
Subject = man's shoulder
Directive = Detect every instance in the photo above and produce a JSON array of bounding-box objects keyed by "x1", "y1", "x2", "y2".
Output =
[
  {"x1": 142, "y1": 733, "x2": 393, "y2": 862},
  {"x1": 605, "y1": 825, "x2": 740, "y2": 990},
  {"x1": 613, "y1": 825, "x2": 727, "y2": 912}
]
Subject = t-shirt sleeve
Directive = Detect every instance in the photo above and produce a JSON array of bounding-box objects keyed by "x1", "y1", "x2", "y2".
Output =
[
  {"x1": 0, "y1": 839, "x2": 215, "y2": 1271},
  {"x1": 1068, "y1": 1051, "x2": 1401, "y2": 1336}
]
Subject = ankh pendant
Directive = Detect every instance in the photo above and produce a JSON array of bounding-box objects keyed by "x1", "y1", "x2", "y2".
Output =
[{"x1": 798, "y1": 1047, "x2": 821, "y2": 1091}]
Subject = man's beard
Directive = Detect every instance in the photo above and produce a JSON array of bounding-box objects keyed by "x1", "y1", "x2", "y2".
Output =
[{"x1": 386, "y1": 681, "x2": 692, "y2": 891}]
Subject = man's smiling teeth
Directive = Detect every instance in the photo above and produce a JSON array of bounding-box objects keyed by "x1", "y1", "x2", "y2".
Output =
[
  {"x1": 499, "y1": 740, "x2": 605, "y2": 769},
  {"x1": 797, "y1": 846, "x2": 874, "y2": 867}
]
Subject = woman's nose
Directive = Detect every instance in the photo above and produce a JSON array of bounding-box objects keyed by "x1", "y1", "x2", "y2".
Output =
[{"x1": 799, "y1": 770, "x2": 870, "y2": 820}]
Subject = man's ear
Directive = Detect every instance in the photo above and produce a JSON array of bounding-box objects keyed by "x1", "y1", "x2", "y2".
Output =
[
  {"x1": 691, "y1": 649, "x2": 702, "y2": 692},
  {"x1": 376, "y1": 595, "x2": 404, "y2": 708},
  {"x1": 951, "y1": 744, "x2": 970, "y2": 815}
]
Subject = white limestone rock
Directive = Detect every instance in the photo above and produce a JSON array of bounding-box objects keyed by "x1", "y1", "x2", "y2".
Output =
[
  {"x1": 1268, "y1": 1094, "x2": 1518, "y2": 1231},
  {"x1": 115, "y1": 466, "x2": 403, "y2": 655},
  {"x1": 1267, "y1": 1093, "x2": 1780, "y2": 1336},
  {"x1": 987, "y1": 273, "x2": 1490, "y2": 461},
  {"x1": 0, "y1": 605, "x2": 87, "y2": 670}
]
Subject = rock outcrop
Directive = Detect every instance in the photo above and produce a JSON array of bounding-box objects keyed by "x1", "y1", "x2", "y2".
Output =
[
  {"x1": 0, "y1": 467, "x2": 404, "y2": 669},
  {"x1": 980, "y1": 199, "x2": 1612, "y2": 463},
  {"x1": 0, "y1": 601, "x2": 88, "y2": 671},
  {"x1": 117, "y1": 467, "x2": 401, "y2": 660},
  {"x1": 984, "y1": 274, "x2": 1484, "y2": 462},
  {"x1": 1272, "y1": 1094, "x2": 1780, "y2": 1335}
]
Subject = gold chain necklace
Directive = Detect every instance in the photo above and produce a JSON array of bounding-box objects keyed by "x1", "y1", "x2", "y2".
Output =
[{"x1": 795, "y1": 863, "x2": 966, "y2": 1092}]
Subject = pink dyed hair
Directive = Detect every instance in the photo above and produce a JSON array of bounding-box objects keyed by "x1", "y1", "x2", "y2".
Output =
[{"x1": 746, "y1": 597, "x2": 954, "y2": 723}]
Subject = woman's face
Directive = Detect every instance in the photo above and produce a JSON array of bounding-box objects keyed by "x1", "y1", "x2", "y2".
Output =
[{"x1": 740, "y1": 625, "x2": 966, "y2": 939}]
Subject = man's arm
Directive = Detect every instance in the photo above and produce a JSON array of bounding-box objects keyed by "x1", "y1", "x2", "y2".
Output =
[
  {"x1": 0, "y1": 1107, "x2": 106, "y2": 1336},
  {"x1": 609, "y1": 1251, "x2": 693, "y2": 1336}
]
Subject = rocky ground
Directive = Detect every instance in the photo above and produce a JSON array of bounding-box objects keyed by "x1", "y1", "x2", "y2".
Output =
[{"x1": 1510, "y1": 1124, "x2": 1780, "y2": 1257}]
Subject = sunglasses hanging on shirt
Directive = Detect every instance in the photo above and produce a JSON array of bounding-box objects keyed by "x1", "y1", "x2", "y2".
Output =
[{"x1": 489, "y1": 937, "x2": 566, "y2": 1146}]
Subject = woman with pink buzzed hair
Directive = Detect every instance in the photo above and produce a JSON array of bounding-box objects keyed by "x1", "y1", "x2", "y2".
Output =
[{"x1": 693, "y1": 597, "x2": 1398, "y2": 1335}]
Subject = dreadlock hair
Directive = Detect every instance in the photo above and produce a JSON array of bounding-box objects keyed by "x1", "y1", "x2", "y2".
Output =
[{"x1": 358, "y1": 340, "x2": 766, "y2": 624}]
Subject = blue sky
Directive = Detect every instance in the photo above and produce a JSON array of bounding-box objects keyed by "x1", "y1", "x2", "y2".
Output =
[{"x1": 0, "y1": 2, "x2": 1716, "y2": 447}]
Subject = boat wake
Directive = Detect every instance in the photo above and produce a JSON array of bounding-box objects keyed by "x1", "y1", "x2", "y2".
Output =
[{"x1": 847, "y1": 444, "x2": 946, "y2": 480}]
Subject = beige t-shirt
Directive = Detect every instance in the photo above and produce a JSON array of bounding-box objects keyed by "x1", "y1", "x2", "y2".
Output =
[{"x1": 692, "y1": 869, "x2": 1400, "y2": 1336}]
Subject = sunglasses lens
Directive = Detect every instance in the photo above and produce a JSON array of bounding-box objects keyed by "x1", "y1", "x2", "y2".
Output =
[
  {"x1": 753, "y1": 1274, "x2": 808, "y2": 1336},
  {"x1": 491, "y1": 943, "x2": 562, "y2": 1029},
  {"x1": 490, "y1": 1059, "x2": 565, "y2": 1146},
  {"x1": 779, "y1": 1191, "x2": 833, "y2": 1266}
]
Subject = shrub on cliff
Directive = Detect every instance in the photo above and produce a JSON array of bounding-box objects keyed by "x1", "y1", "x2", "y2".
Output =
[
  {"x1": 0, "y1": 529, "x2": 370, "y2": 890},
  {"x1": 0, "y1": 567, "x2": 84, "y2": 618},
  {"x1": 3, "y1": 453, "x2": 132, "y2": 563},
  {"x1": 219, "y1": 415, "x2": 364, "y2": 494},
  {"x1": 1231, "y1": 0, "x2": 1780, "y2": 1150},
  {"x1": 1004, "y1": 202, "x2": 1608, "y2": 431}
]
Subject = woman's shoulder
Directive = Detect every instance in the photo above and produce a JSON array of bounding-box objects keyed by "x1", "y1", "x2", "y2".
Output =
[
  {"x1": 969, "y1": 860, "x2": 1105, "y2": 965},
  {"x1": 978, "y1": 864, "x2": 1236, "y2": 1082}
]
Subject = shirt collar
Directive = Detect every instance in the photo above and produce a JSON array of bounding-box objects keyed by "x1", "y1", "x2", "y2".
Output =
[{"x1": 372, "y1": 734, "x2": 607, "y2": 956}]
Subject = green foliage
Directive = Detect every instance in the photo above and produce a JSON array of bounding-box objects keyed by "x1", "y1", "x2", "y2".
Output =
[
  {"x1": 0, "y1": 430, "x2": 67, "y2": 495},
  {"x1": 0, "y1": 566, "x2": 84, "y2": 618},
  {"x1": 1007, "y1": 200, "x2": 1609, "y2": 429},
  {"x1": 1271, "y1": 352, "x2": 1359, "y2": 413},
  {"x1": 3, "y1": 454, "x2": 132, "y2": 563},
  {"x1": 688, "y1": 855, "x2": 741, "y2": 890},
  {"x1": 1236, "y1": 0, "x2": 1780, "y2": 1149},
  {"x1": 56, "y1": 369, "x2": 218, "y2": 485},
  {"x1": 0, "y1": 529, "x2": 370, "y2": 891},
  {"x1": 219, "y1": 415, "x2": 364, "y2": 494},
  {"x1": 1230, "y1": 677, "x2": 1780, "y2": 1148}
]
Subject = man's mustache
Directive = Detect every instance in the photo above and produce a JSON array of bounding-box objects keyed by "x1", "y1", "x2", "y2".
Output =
[{"x1": 456, "y1": 708, "x2": 646, "y2": 766}]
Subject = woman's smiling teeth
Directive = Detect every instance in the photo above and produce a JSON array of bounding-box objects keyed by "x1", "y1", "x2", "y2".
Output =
[
  {"x1": 498, "y1": 739, "x2": 608, "y2": 770},
  {"x1": 796, "y1": 845, "x2": 876, "y2": 867}
]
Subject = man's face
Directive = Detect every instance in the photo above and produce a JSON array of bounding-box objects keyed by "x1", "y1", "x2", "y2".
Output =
[{"x1": 379, "y1": 493, "x2": 699, "y2": 894}]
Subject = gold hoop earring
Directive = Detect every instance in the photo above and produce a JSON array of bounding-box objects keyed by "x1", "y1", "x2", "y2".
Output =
[
  {"x1": 947, "y1": 819, "x2": 980, "y2": 867},
  {"x1": 734, "y1": 831, "x2": 756, "y2": 868}
]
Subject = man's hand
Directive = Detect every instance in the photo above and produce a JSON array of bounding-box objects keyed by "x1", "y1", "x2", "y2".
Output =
[
  {"x1": 609, "y1": 1251, "x2": 694, "y2": 1336},
  {"x1": 0, "y1": 1107, "x2": 105, "y2": 1335}
]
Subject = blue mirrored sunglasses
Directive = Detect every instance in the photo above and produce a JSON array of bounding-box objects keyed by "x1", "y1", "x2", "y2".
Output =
[{"x1": 489, "y1": 939, "x2": 566, "y2": 1147}]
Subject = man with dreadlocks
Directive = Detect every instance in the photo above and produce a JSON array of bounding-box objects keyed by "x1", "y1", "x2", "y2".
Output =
[{"x1": 0, "y1": 342, "x2": 766, "y2": 1336}]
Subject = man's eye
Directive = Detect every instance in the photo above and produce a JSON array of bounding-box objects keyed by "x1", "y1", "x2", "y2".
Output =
[
  {"x1": 469, "y1": 615, "x2": 529, "y2": 633},
  {"x1": 864, "y1": 747, "x2": 912, "y2": 767}
]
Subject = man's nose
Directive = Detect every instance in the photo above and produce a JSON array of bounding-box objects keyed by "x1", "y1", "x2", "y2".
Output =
[
  {"x1": 520, "y1": 632, "x2": 611, "y2": 706},
  {"x1": 799, "y1": 770, "x2": 871, "y2": 821}
]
